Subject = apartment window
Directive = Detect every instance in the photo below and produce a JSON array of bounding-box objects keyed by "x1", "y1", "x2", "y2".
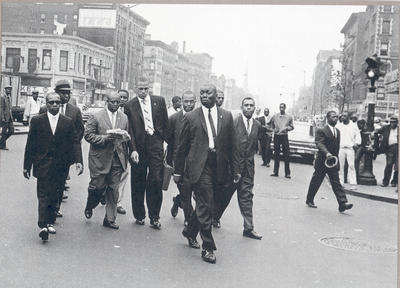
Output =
[
  {"x1": 88, "y1": 56, "x2": 92, "y2": 76},
  {"x1": 42, "y1": 49, "x2": 52, "y2": 70},
  {"x1": 77, "y1": 53, "x2": 81, "y2": 72},
  {"x1": 74, "y1": 52, "x2": 77, "y2": 71},
  {"x1": 380, "y1": 42, "x2": 389, "y2": 56},
  {"x1": 5, "y1": 48, "x2": 21, "y2": 68},
  {"x1": 40, "y1": 14, "x2": 45, "y2": 23},
  {"x1": 382, "y1": 20, "x2": 391, "y2": 34},
  {"x1": 383, "y1": 5, "x2": 393, "y2": 12},
  {"x1": 83, "y1": 55, "x2": 86, "y2": 75},
  {"x1": 27, "y1": 49, "x2": 38, "y2": 73},
  {"x1": 59, "y1": 50, "x2": 68, "y2": 72}
]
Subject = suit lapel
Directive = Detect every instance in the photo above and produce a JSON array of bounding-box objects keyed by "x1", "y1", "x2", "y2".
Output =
[
  {"x1": 198, "y1": 107, "x2": 208, "y2": 135},
  {"x1": 217, "y1": 107, "x2": 222, "y2": 136},
  {"x1": 133, "y1": 97, "x2": 144, "y2": 123},
  {"x1": 54, "y1": 114, "x2": 63, "y2": 137},
  {"x1": 325, "y1": 125, "x2": 334, "y2": 139},
  {"x1": 102, "y1": 108, "x2": 113, "y2": 129},
  {"x1": 150, "y1": 96, "x2": 157, "y2": 122},
  {"x1": 43, "y1": 114, "x2": 54, "y2": 137}
]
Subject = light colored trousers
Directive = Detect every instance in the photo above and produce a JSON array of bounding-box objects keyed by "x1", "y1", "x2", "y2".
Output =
[
  {"x1": 117, "y1": 169, "x2": 129, "y2": 207},
  {"x1": 339, "y1": 147, "x2": 356, "y2": 185}
]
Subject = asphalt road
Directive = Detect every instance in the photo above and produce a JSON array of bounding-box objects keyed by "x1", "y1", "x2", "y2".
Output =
[{"x1": 0, "y1": 134, "x2": 397, "y2": 288}]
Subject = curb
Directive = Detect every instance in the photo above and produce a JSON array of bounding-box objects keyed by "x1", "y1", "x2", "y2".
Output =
[{"x1": 344, "y1": 188, "x2": 398, "y2": 204}]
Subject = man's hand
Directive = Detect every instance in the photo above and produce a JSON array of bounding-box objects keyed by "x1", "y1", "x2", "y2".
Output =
[
  {"x1": 233, "y1": 173, "x2": 242, "y2": 184},
  {"x1": 326, "y1": 152, "x2": 333, "y2": 159},
  {"x1": 75, "y1": 163, "x2": 83, "y2": 175},
  {"x1": 23, "y1": 169, "x2": 30, "y2": 179},
  {"x1": 173, "y1": 174, "x2": 182, "y2": 184},
  {"x1": 104, "y1": 134, "x2": 119, "y2": 143},
  {"x1": 130, "y1": 151, "x2": 139, "y2": 164}
]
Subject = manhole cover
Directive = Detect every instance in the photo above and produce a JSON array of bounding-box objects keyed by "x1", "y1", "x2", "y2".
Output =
[
  {"x1": 259, "y1": 192, "x2": 299, "y2": 200},
  {"x1": 319, "y1": 237, "x2": 397, "y2": 253}
]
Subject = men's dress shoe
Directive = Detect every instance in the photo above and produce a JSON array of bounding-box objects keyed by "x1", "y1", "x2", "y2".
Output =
[
  {"x1": 266, "y1": 163, "x2": 270, "y2": 167},
  {"x1": 84, "y1": 209, "x2": 93, "y2": 219},
  {"x1": 182, "y1": 230, "x2": 200, "y2": 249},
  {"x1": 243, "y1": 230, "x2": 262, "y2": 240},
  {"x1": 201, "y1": 249, "x2": 216, "y2": 264},
  {"x1": 117, "y1": 206, "x2": 126, "y2": 215},
  {"x1": 381, "y1": 183, "x2": 389, "y2": 187},
  {"x1": 285, "y1": 175, "x2": 291, "y2": 179},
  {"x1": 391, "y1": 183, "x2": 397, "y2": 187},
  {"x1": 39, "y1": 228, "x2": 49, "y2": 241},
  {"x1": 103, "y1": 218, "x2": 119, "y2": 229},
  {"x1": 212, "y1": 219, "x2": 221, "y2": 229},
  {"x1": 100, "y1": 197, "x2": 106, "y2": 205},
  {"x1": 150, "y1": 219, "x2": 161, "y2": 230},
  {"x1": 135, "y1": 219, "x2": 145, "y2": 225},
  {"x1": 339, "y1": 203, "x2": 353, "y2": 213},
  {"x1": 306, "y1": 201, "x2": 317, "y2": 208},
  {"x1": 0, "y1": 147, "x2": 9, "y2": 150},
  {"x1": 171, "y1": 197, "x2": 179, "y2": 218},
  {"x1": 270, "y1": 173, "x2": 278, "y2": 177},
  {"x1": 55, "y1": 211, "x2": 63, "y2": 218},
  {"x1": 47, "y1": 224, "x2": 56, "y2": 234}
]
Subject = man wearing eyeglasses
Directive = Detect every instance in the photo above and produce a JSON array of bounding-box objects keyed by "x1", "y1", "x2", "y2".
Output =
[
  {"x1": 39, "y1": 80, "x2": 84, "y2": 217},
  {"x1": 124, "y1": 77, "x2": 168, "y2": 229},
  {"x1": 23, "y1": 92, "x2": 83, "y2": 241},
  {"x1": 84, "y1": 92, "x2": 130, "y2": 230}
]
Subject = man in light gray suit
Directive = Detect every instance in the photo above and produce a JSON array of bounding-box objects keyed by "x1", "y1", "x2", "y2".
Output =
[{"x1": 84, "y1": 92, "x2": 130, "y2": 229}]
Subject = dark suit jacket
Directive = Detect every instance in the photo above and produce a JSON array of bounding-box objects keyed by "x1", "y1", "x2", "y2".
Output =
[
  {"x1": 124, "y1": 95, "x2": 168, "y2": 154},
  {"x1": 233, "y1": 115, "x2": 262, "y2": 178},
  {"x1": 23, "y1": 113, "x2": 82, "y2": 178},
  {"x1": 175, "y1": 106, "x2": 238, "y2": 184},
  {"x1": 0, "y1": 95, "x2": 13, "y2": 124},
  {"x1": 165, "y1": 110, "x2": 185, "y2": 167},
  {"x1": 39, "y1": 103, "x2": 84, "y2": 141},
  {"x1": 314, "y1": 125, "x2": 341, "y2": 168},
  {"x1": 375, "y1": 125, "x2": 398, "y2": 151},
  {"x1": 84, "y1": 108, "x2": 130, "y2": 175}
]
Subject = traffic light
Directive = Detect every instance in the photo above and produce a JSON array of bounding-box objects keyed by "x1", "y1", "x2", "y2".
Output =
[{"x1": 365, "y1": 54, "x2": 386, "y2": 92}]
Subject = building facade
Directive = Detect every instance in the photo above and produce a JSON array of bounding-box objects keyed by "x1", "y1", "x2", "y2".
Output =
[{"x1": 1, "y1": 32, "x2": 115, "y2": 104}]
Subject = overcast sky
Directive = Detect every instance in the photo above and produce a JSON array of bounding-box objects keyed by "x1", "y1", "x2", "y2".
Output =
[{"x1": 133, "y1": 4, "x2": 366, "y2": 110}]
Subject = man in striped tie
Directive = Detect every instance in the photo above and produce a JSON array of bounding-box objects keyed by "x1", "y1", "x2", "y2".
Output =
[{"x1": 124, "y1": 77, "x2": 169, "y2": 229}]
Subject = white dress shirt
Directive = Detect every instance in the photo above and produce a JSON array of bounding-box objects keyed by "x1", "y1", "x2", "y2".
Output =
[
  {"x1": 47, "y1": 112, "x2": 60, "y2": 135},
  {"x1": 388, "y1": 127, "x2": 398, "y2": 146},
  {"x1": 242, "y1": 113, "x2": 253, "y2": 134},
  {"x1": 106, "y1": 108, "x2": 117, "y2": 129},
  {"x1": 327, "y1": 124, "x2": 337, "y2": 138},
  {"x1": 201, "y1": 105, "x2": 218, "y2": 149},
  {"x1": 335, "y1": 121, "x2": 361, "y2": 148},
  {"x1": 24, "y1": 97, "x2": 41, "y2": 120},
  {"x1": 138, "y1": 95, "x2": 154, "y2": 134}
]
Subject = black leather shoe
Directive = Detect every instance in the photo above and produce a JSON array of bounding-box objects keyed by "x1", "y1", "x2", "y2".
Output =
[
  {"x1": 391, "y1": 183, "x2": 397, "y2": 187},
  {"x1": 201, "y1": 249, "x2": 216, "y2": 264},
  {"x1": 339, "y1": 203, "x2": 353, "y2": 212},
  {"x1": 270, "y1": 173, "x2": 278, "y2": 177},
  {"x1": 171, "y1": 197, "x2": 179, "y2": 218},
  {"x1": 266, "y1": 163, "x2": 270, "y2": 167},
  {"x1": 39, "y1": 228, "x2": 49, "y2": 241},
  {"x1": 306, "y1": 201, "x2": 317, "y2": 208},
  {"x1": 212, "y1": 219, "x2": 221, "y2": 228},
  {"x1": 84, "y1": 208, "x2": 92, "y2": 219},
  {"x1": 135, "y1": 219, "x2": 145, "y2": 225},
  {"x1": 103, "y1": 218, "x2": 119, "y2": 229},
  {"x1": 182, "y1": 230, "x2": 200, "y2": 249},
  {"x1": 285, "y1": 175, "x2": 291, "y2": 179},
  {"x1": 381, "y1": 183, "x2": 389, "y2": 187},
  {"x1": 117, "y1": 206, "x2": 126, "y2": 214},
  {"x1": 150, "y1": 219, "x2": 161, "y2": 230},
  {"x1": 100, "y1": 196, "x2": 106, "y2": 205},
  {"x1": 0, "y1": 147, "x2": 9, "y2": 150},
  {"x1": 55, "y1": 210, "x2": 63, "y2": 218},
  {"x1": 243, "y1": 229, "x2": 262, "y2": 240}
]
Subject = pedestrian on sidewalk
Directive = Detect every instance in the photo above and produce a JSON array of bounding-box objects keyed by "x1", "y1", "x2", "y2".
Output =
[
  {"x1": 257, "y1": 108, "x2": 273, "y2": 167},
  {"x1": 23, "y1": 91, "x2": 41, "y2": 126},
  {"x1": 23, "y1": 92, "x2": 83, "y2": 241},
  {"x1": 375, "y1": 115, "x2": 398, "y2": 187},
  {"x1": 335, "y1": 111, "x2": 361, "y2": 190},
  {"x1": 355, "y1": 119, "x2": 368, "y2": 183},
  {"x1": 0, "y1": 85, "x2": 14, "y2": 150},
  {"x1": 270, "y1": 102, "x2": 294, "y2": 178},
  {"x1": 84, "y1": 92, "x2": 130, "y2": 230},
  {"x1": 306, "y1": 110, "x2": 353, "y2": 213}
]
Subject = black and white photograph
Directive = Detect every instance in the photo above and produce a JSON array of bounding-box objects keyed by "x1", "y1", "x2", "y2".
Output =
[{"x1": 0, "y1": 1, "x2": 398, "y2": 287}]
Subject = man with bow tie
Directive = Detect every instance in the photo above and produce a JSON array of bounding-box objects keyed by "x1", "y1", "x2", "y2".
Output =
[{"x1": 23, "y1": 92, "x2": 83, "y2": 241}]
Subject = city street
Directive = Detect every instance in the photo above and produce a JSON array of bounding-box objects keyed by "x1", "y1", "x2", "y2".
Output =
[{"x1": 0, "y1": 133, "x2": 397, "y2": 288}]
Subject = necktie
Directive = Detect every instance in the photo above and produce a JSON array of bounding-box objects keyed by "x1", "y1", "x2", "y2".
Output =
[
  {"x1": 246, "y1": 118, "x2": 251, "y2": 135},
  {"x1": 111, "y1": 112, "x2": 116, "y2": 129},
  {"x1": 142, "y1": 99, "x2": 154, "y2": 135},
  {"x1": 60, "y1": 104, "x2": 64, "y2": 115},
  {"x1": 208, "y1": 108, "x2": 217, "y2": 140},
  {"x1": 333, "y1": 128, "x2": 336, "y2": 138}
]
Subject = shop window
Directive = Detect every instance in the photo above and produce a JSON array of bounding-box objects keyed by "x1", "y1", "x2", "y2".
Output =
[
  {"x1": 60, "y1": 50, "x2": 68, "y2": 72},
  {"x1": 42, "y1": 49, "x2": 52, "y2": 70}
]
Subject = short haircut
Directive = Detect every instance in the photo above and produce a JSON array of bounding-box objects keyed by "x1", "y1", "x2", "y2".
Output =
[
  {"x1": 172, "y1": 96, "x2": 181, "y2": 103},
  {"x1": 217, "y1": 89, "x2": 224, "y2": 95},
  {"x1": 138, "y1": 76, "x2": 149, "y2": 83},
  {"x1": 117, "y1": 89, "x2": 129, "y2": 96},
  {"x1": 182, "y1": 90, "x2": 195, "y2": 99},
  {"x1": 279, "y1": 103, "x2": 286, "y2": 108},
  {"x1": 46, "y1": 92, "x2": 60, "y2": 102},
  {"x1": 326, "y1": 110, "x2": 336, "y2": 118},
  {"x1": 242, "y1": 97, "x2": 255, "y2": 106}
]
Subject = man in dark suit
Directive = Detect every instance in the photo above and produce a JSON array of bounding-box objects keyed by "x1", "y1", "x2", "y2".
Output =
[
  {"x1": 39, "y1": 80, "x2": 85, "y2": 216},
  {"x1": 23, "y1": 92, "x2": 83, "y2": 241},
  {"x1": 84, "y1": 92, "x2": 130, "y2": 229},
  {"x1": 0, "y1": 85, "x2": 14, "y2": 150},
  {"x1": 257, "y1": 108, "x2": 273, "y2": 167},
  {"x1": 306, "y1": 110, "x2": 353, "y2": 212},
  {"x1": 124, "y1": 77, "x2": 168, "y2": 229},
  {"x1": 375, "y1": 115, "x2": 398, "y2": 187},
  {"x1": 174, "y1": 84, "x2": 238, "y2": 264},
  {"x1": 167, "y1": 91, "x2": 196, "y2": 226}
]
